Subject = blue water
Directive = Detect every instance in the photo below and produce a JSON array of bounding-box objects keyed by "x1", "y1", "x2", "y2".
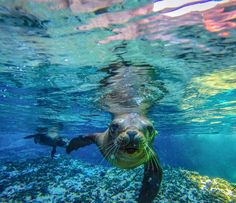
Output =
[{"x1": 0, "y1": 0, "x2": 235, "y2": 192}]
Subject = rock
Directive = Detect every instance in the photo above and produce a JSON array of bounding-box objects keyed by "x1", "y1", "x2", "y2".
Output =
[{"x1": 0, "y1": 156, "x2": 235, "y2": 202}]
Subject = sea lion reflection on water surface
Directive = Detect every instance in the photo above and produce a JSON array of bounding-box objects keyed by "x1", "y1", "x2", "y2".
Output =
[{"x1": 67, "y1": 63, "x2": 166, "y2": 203}]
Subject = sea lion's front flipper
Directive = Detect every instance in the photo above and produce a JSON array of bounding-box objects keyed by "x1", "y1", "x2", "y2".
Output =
[
  {"x1": 23, "y1": 134, "x2": 38, "y2": 143},
  {"x1": 66, "y1": 134, "x2": 97, "y2": 154},
  {"x1": 137, "y1": 154, "x2": 163, "y2": 203},
  {"x1": 51, "y1": 146, "x2": 56, "y2": 158},
  {"x1": 23, "y1": 134, "x2": 36, "y2": 139}
]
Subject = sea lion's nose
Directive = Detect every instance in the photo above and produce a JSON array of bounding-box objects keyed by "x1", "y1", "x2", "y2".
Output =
[{"x1": 127, "y1": 131, "x2": 138, "y2": 141}]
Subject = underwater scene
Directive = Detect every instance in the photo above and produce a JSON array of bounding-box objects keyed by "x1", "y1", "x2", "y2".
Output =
[{"x1": 0, "y1": 0, "x2": 236, "y2": 202}]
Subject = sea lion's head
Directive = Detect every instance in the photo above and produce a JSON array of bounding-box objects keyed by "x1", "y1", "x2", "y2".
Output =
[{"x1": 105, "y1": 113, "x2": 157, "y2": 169}]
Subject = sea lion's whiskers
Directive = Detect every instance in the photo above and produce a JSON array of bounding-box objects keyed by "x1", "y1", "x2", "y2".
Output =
[
  {"x1": 144, "y1": 143, "x2": 151, "y2": 159},
  {"x1": 99, "y1": 144, "x2": 117, "y2": 165},
  {"x1": 98, "y1": 142, "x2": 113, "y2": 151},
  {"x1": 98, "y1": 144, "x2": 113, "y2": 155},
  {"x1": 101, "y1": 144, "x2": 115, "y2": 162},
  {"x1": 98, "y1": 144, "x2": 114, "y2": 165},
  {"x1": 149, "y1": 148, "x2": 159, "y2": 170},
  {"x1": 147, "y1": 146, "x2": 155, "y2": 161},
  {"x1": 99, "y1": 150, "x2": 113, "y2": 166},
  {"x1": 143, "y1": 144, "x2": 153, "y2": 171},
  {"x1": 99, "y1": 144, "x2": 114, "y2": 165},
  {"x1": 116, "y1": 137, "x2": 122, "y2": 145},
  {"x1": 140, "y1": 140, "x2": 147, "y2": 149},
  {"x1": 105, "y1": 143, "x2": 119, "y2": 167},
  {"x1": 105, "y1": 144, "x2": 119, "y2": 167},
  {"x1": 145, "y1": 144, "x2": 154, "y2": 170},
  {"x1": 143, "y1": 142, "x2": 154, "y2": 167},
  {"x1": 98, "y1": 143, "x2": 115, "y2": 159},
  {"x1": 140, "y1": 137, "x2": 146, "y2": 144},
  {"x1": 143, "y1": 146, "x2": 150, "y2": 161},
  {"x1": 147, "y1": 146, "x2": 160, "y2": 171},
  {"x1": 109, "y1": 145, "x2": 118, "y2": 165}
]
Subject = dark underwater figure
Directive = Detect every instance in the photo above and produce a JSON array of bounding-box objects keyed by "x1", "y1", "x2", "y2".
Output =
[
  {"x1": 24, "y1": 127, "x2": 68, "y2": 158},
  {"x1": 66, "y1": 62, "x2": 166, "y2": 203}
]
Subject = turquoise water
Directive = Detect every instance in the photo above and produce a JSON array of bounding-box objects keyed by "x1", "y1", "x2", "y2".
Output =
[{"x1": 0, "y1": 0, "x2": 236, "y2": 202}]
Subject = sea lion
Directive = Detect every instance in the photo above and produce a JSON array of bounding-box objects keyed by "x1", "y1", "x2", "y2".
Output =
[
  {"x1": 66, "y1": 62, "x2": 165, "y2": 203},
  {"x1": 24, "y1": 127, "x2": 68, "y2": 158},
  {"x1": 67, "y1": 113, "x2": 162, "y2": 202}
]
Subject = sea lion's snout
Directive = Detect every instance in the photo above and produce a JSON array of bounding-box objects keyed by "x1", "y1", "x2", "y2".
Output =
[
  {"x1": 126, "y1": 130, "x2": 140, "y2": 146},
  {"x1": 117, "y1": 129, "x2": 143, "y2": 154},
  {"x1": 127, "y1": 130, "x2": 137, "y2": 140}
]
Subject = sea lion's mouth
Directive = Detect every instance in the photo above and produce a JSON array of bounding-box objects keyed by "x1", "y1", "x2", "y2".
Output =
[{"x1": 123, "y1": 148, "x2": 138, "y2": 154}]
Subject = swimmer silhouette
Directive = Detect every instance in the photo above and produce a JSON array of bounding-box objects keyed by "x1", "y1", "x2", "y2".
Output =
[{"x1": 24, "y1": 126, "x2": 68, "y2": 158}]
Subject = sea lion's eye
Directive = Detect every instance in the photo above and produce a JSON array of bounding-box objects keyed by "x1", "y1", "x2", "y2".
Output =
[{"x1": 110, "y1": 123, "x2": 119, "y2": 133}]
